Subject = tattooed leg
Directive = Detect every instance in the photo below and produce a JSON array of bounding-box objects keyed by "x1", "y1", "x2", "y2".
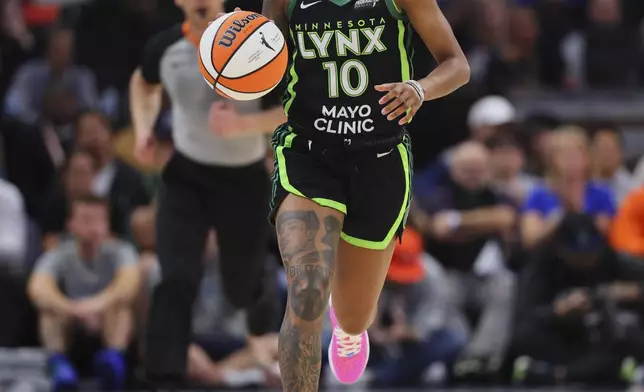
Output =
[{"x1": 276, "y1": 196, "x2": 343, "y2": 392}]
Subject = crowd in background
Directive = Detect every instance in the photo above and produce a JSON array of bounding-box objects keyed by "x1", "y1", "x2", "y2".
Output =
[{"x1": 3, "y1": 0, "x2": 644, "y2": 390}]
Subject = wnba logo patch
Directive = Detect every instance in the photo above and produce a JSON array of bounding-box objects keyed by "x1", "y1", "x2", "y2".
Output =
[{"x1": 354, "y1": 0, "x2": 379, "y2": 10}]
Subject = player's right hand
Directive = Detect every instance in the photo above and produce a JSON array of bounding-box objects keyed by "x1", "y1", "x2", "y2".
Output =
[{"x1": 134, "y1": 133, "x2": 156, "y2": 166}]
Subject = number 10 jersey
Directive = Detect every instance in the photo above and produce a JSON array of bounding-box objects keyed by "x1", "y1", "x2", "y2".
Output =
[{"x1": 282, "y1": 0, "x2": 414, "y2": 143}]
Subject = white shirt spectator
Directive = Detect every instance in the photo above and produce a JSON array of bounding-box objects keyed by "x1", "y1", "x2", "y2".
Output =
[{"x1": 0, "y1": 178, "x2": 27, "y2": 271}]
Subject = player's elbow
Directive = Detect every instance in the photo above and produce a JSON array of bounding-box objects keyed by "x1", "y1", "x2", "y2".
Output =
[{"x1": 454, "y1": 55, "x2": 470, "y2": 86}]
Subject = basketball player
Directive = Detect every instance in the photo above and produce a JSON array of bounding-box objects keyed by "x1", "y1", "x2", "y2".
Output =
[
  {"x1": 213, "y1": 0, "x2": 469, "y2": 389},
  {"x1": 129, "y1": 0, "x2": 286, "y2": 386}
]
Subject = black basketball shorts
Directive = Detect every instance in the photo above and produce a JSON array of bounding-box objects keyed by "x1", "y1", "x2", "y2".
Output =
[{"x1": 269, "y1": 124, "x2": 413, "y2": 251}]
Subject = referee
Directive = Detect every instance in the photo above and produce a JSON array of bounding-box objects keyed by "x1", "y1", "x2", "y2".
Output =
[{"x1": 129, "y1": 0, "x2": 285, "y2": 386}]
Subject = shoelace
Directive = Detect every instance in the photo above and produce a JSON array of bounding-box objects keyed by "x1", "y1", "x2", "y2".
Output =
[{"x1": 334, "y1": 327, "x2": 362, "y2": 357}]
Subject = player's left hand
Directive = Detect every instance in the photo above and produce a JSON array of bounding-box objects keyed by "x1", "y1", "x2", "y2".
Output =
[
  {"x1": 375, "y1": 82, "x2": 423, "y2": 125},
  {"x1": 209, "y1": 101, "x2": 244, "y2": 138}
]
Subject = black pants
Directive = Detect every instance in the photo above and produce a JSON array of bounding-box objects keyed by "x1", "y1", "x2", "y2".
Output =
[{"x1": 145, "y1": 152, "x2": 273, "y2": 379}]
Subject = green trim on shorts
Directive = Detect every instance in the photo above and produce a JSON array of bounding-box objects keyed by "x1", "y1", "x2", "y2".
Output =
[
  {"x1": 272, "y1": 125, "x2": 348, "y2": 215},
  {"x1": 340, "y1": 135, "x2": 413, "y2": 250}
]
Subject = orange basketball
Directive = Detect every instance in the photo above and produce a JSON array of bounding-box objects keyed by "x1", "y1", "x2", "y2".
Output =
[{"x1": 198, "y1": 11, "x2": 288, "y2": 101}]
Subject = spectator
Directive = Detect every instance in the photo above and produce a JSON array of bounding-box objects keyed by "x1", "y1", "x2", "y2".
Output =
[
  {"x1": 414, "y1": 96, "x2": 516, "y2": 196},
  {"x1": 74, "y1": 110, "x2": 150, "y2": 236},
  {"x1": 39, "y1": 149, "x2": 98, "y2": 250},
  {"x1": 0, "y1": 177, "x2": 27, "y2": 272},
  {"x1": 3, "y1": 25, "x2": 98, "y2": 126},
  {"x1": 486, "y1": 131, "x2": 539, "y2": 206},
  {"x1": 411, "y1": 141, "x2": 516, "y2": 377},
  {"x1": 584, "y1": 0, "x2": 639, "y2": 88},
  {"x1": 368, "y1": 228, "x2": 465, "y2": 388},
  {"x1": 521, "y1": 126, "x2": 616, "y2": 249},
  {"x1": 484, "y1": 5, "x2": 539, "y2": 94},
  {"x1": 590, "y1": 123, "x2": 637, "y2": 204},
  {"x1": 522, "y1": 114, "x2": 560, "y2": 177},
  {"x1": 27, "y1": 195, "x2": 140, "y2": 391},
  {"x1": 610, "y1": 187, "x2": 644, "y2": 258},
  {"x1": 511, "y1": 213, "x2": 644, "y2": 386}
]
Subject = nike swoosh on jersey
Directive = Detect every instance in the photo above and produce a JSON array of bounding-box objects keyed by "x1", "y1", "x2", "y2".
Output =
[
  {"x1": 300, "y1": 0, "x2": 322, "y2": 9},
  {"x1": 376, "y1": 149, "x2": 394, "y2": 158}
]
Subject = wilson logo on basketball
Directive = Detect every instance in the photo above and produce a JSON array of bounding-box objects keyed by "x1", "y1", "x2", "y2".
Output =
[{"x1": 217, "y1": 13, "x2": 262, "y2": 47}]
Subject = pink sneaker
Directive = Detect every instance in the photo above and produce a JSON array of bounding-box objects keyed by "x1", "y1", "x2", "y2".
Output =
[{"x1": 328, "y1": 302, "x2": 370, "y2": 384}]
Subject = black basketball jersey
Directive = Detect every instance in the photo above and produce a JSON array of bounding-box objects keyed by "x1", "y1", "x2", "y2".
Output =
[{"x1": 282, "y1": 0, "x2": 414, "y2": 143}]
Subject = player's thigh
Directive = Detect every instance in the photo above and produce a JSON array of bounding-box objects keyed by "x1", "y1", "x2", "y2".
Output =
[
  {"x1": 212, "y1": 162, "x2": 271, "y2": 305},
  {"x1": 334, "y1": 136, "x2": 413, "y2": 318},
  {"x1": 155, "y1": 154, "x2": 211, "y2": 280},
  {"x1": 276, "y1": 194, "x2": 344, "y2": 323}
]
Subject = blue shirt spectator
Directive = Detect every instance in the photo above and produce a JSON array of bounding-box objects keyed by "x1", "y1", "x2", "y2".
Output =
[
  {"x1": 520, "y1": 126, "x2": 616, "y2": 249},
  {"x1": 522, "y1": 182, "x2": 616, "y2": 218}
]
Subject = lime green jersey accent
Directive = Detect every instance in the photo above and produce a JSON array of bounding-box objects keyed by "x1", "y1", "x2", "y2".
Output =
[{"x1": 282, "y1": 29, "x2": 300, "y2": 116}]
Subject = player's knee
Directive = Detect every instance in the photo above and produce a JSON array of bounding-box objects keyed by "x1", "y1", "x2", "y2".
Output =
[{"x1": 286, "y1": 276, "x2": 332, "y2": 324}]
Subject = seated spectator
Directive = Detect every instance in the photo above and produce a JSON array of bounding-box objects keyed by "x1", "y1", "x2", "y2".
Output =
[
  {"x1": 75, "y1": 110, "x2": 150, "y2": 236},
  {"x1": 27, "y1": 196, "x2": 140, "y2": 391},
  {"x1": 411, "y1": 141, "x2": 516, "y2": 377},
  {"x1": 487, "y1": 132, "x2": 539, "y2": 206},
  {"x1": 590, "y1": 123, "x2": 637, "y2": 204},
  {"x1": 0, "y1": 177, "x2": 27, "y2": 273},
  {"x1": 511, "y1": 213, "x2": 644, "y2": 386},
  {"x1": 521, "y1": 126, "x2": 615, "y2": 249},
  {"x1": 584, "y1": 0, "x2": 638, "y2": 89},
  {"x1": 522, "y1": 114, "x2": 560, "y2": 177},
  {"x1": 414, "y1": 95, "x2": 516, "y2": 196},
  {"x1": 610, "y1": 188, "x2": 644, "y2": 258},
  {"x1": 39, "y1": 149, "x2": 98, "y2": 250},
  {"x1": 3, "y1": 25, "x2": 98, "y2": 126},
  {"x1": 367, "y1": 228, "x2": 465, "y2": 388},
  {"x1": 145, "y1": 230, "x2": 280, "y2": 389}
]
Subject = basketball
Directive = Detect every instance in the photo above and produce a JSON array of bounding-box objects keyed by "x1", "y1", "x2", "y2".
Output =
[{"x1": 198, "y1": 11, "x2": 288, "y2": 101}]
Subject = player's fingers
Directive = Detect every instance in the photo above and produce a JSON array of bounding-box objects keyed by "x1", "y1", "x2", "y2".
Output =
[
  {"x1": 381, "y1": 97, "x2": 404, "y2": 115},
  {"x1": 378, "y1": 84, "x2": 405, "y2": 105},
  {"x1": 374, "y1": 83, "x2": 395, "y2": 92},
  {"x1": 387, "y1": 103, "x2": 409, "y2": 121},
  {"x1": 235, "y1": 7, "x2": 242, "y2": 11},
  {"x1": 385, "y1": 89, "x2": 415, "y2": 114},
  {"x1": 399, "y1": 103, "x2": 421, "y2": 125}
]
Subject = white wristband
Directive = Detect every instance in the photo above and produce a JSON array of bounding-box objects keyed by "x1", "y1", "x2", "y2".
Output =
[{"x1": 404, "y1": 80, "x2": 425, "y2": 102}]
